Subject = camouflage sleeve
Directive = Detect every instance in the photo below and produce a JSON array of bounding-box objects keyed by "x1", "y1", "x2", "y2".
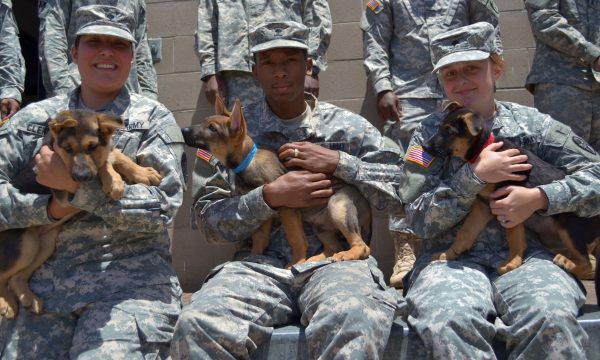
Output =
[
  {"x1": 133, "y1": 2, "x2": 158, "y2": 99},
  {"x1": 69, "y1": 106, "x2": 186, "y2": 233},
  {"x1": 524, "y1": 0, "x2": 600, "y2": 66},
  {"x1": 333, "y1": 127, "x2": 405, "y2": 213},
  {"x1": 0, "y1": 1, "x2": 25, "y2": 102},
  {"x1": 302, "y1": 0, "x2": 332, "y2": 73},
  {"x1": 470, "y1": 0, "x2": 502, "y2": 52},
  {"x1": 38, "y1": 0, "x2": 76, "y2": 96},
  {"x1": 404, "y1": 120, "x2": 487, "y2": 240},
  {"x1": 190, "y1": 159, "x2": 277, "y2": 244},
  {"x1": 0, "y1": 108, "x2": 55, "y2": 230},
  {"x1": 196, "y1": 0, "x2": 217, "y2": 80},
  {"x1": 360, "y1": 0, "x2": 394, "y2": 95},
  {"x1": 531, "y1": 115, "x2": 600, "y2": 217}
]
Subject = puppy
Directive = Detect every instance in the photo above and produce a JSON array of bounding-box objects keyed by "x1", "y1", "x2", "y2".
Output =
[
  {"x1": 0, "y1": 110, "x2": 162, "y2": 319},
  {"x1": 181, "y1": 96, "x2": 371, "y2": 267},
  {"x1": 423, "y1": 102, "x2": 600, "y2": 289}
]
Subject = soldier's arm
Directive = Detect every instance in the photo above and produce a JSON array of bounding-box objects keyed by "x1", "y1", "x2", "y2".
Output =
[
  {"x1": 524, "y1": 0, "x2": 600, "y2": 66},
  {"x1": 133, "y1": 2, "x2": 158, "y2": 99},
  {"x1": 196, "y1": 0, "x2": 218, "y2": 80},
  {"x1": 361, "y1": 0, "x2": 394, "y2": 96},
  {"x1": 0, "y1": 2, "x2": 25, "y2": 103},
  {"x1": 470, "y1": 0, "x2": 502, "y2": 52},
  {"x1": 38, "y1": 0, "x2": 76, "y2": 96},
  {"x1": 68, "y1": 107, "x2": 186, "y2": 233},
  {"x1": 529, "y1": 114, "x2": 600, "y2": 217},
  {"x1": 302, "y1": 0, "x2": 332, "y2": 75}
]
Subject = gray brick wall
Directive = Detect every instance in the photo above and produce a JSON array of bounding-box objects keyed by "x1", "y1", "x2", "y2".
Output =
[{"x1": 146, "y1": 0, "x2": 536, "y2": 291}]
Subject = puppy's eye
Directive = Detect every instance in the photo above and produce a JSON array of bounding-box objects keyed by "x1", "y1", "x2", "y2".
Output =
[
  {"x1": 208, "y1": 124, "x2": 218, "y2": 132},
  {"x1": 87, "y1": 144, "x2": 98, "y2": 152},
  {"x1": 63, "y1": 146, "x2": 73, "y2": 154}
]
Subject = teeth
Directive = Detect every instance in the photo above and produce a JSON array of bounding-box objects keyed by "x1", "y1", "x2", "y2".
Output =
[{"x1": 96, "y1": 64, "x2": 115, "y2": 69}]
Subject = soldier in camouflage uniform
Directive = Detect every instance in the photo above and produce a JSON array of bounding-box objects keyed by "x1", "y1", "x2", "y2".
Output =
[
  {"x1": 0, "y1": 0, "x2": 25, "y2": 122},
  {"x1": 171, "y1": 21, "x2": 404, "y2": 359},
  {"x1": 38, "y1": 0, "x2": 158, "y2": 99},
  {"x1": 361, "y1": 0, "x2": 501, "y2": 289},
  {"x1": 196, "y1": 0, "x2": 332, "y2": 107},
  {"x1": 0, "y1": 5, "x2": 185, "y2": 358},
  {"x1": 402, "y1": 22, "x2": 598, "y2": 358},
  {"x1": 524, "y1": 0, "x2": 600, "y2": 152}
]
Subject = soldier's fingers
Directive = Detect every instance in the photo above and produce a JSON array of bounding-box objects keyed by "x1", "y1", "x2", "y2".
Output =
[
  {"x1": 510, "y1": 163, "x2": 533, "y2": 172},
  {"x1": 510, "y1": 154, "x2": 529, "y2": 164},
  {"x1": 309, "y1": 188, "x2": 334, "y2": 199}
]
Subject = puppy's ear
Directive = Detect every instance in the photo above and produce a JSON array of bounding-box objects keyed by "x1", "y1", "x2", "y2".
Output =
[
  {"x1": 48, "y1": 111, "x2": 78, "y2": 137},
  {"x1": 214, "y1": 95, "x2": 230, "y2": 116},
  {"x1": 97, "y1": 113, "x2": 125, "y2": 136},
  {"x1": 462, "y1": 112, "x2": 483, "y2": 137},
  {"x1": 229, "y1": 99, "x2": 246, "y2": 140},
  {"x1": 442, "y1": 101, "x2": 463, "y2": 113}
]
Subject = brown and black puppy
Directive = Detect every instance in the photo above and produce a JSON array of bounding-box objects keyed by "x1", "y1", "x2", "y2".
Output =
[
  {"x1": 181, "y1": 96, "x2": 371, "y2": 267},
  {"x1": 0, "y1": 110, "x2": 162, "y2": 319},
  {"x1": 424, "y1": 102, "x2": 600, "y2": 298}
]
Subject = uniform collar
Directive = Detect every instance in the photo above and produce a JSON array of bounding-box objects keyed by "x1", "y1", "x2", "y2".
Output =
[{"x1": 258, "y1": 93, "x2": 320, "y2": 141}]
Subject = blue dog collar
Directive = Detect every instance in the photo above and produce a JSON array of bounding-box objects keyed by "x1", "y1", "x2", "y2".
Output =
[{"x1": 233, "y1": 143, "x2": 257, "y2": 174}]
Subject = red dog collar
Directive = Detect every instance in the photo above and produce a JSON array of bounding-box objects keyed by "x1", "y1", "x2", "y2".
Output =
[{"x1": 468, "y1": 134, "x2": 495, "y2": 164}]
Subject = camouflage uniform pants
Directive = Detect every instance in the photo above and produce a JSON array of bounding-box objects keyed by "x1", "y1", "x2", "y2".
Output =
[
  {"x1": 0, "y1": 284, "x2": 180, "y2": 359},
  {"x1": 405, "y1": 255, "x2": 588, "y2": 359},
  {"x1": 383, "y1": 98, "x2": 443, "y2": 151},
  {"x1": 534, "y1": 82, "x2": 600, "y2": 151},
  {"x1": 222, "y1": 71, "x2": 264, "y2": 109},
  {"x1": 171, "y1": 257, "x2": 399, "y2": 360}
]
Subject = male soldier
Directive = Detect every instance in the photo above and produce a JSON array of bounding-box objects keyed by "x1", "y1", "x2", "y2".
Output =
[
  {"x1": 0, "y1": 5, "x2": 184, "y2": 357},
  {"x1": 197, "y1": 0, "x2": 332, "y2": 107},
  {"x1": 524, "y1": 0, "x2": 599, "y2": 278},
  {"x1": 172, "y1": 21, "x2": 405, "y2": 359},
  {"x1": 361, "y1": 0, "x2": 500, "y2": 288},
  {"x1": 0, "y1": 0, "x2": 25, "y2": 123},
  {"x1": 38, "y1": 0, "x2": 158, "y2": 99},
  {"x1": 524, "y1": 0, "x2": 599, "y2": 151}
]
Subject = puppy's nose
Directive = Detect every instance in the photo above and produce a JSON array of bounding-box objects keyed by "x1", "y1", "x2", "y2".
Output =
[
  {"x1": 181, "y1": 127, "x2": 196, "y2": 147},
  {"x1": 72, "y1": 169, "x2": 95, "y2": 182}
]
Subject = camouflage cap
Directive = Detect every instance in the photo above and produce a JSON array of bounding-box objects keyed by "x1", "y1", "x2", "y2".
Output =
[
  {"x1": 431, "y1": 22, "x2": 500, "y2": 73},
  {"x1": 249, "y1": 21, "x2": 309, "y2": 54},
  {"x1": 75, "y1": 5, "x2": 136, "y2": 44}
]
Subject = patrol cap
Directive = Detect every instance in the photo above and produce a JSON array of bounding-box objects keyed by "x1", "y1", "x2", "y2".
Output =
[
  {"x1": 75, "y1": 5, "x2": 136, "y2": 44},
  {"x1": 249, "y1": 21, "x2": 309, "y2": 54},
  {"x1": 431, "y1": 22, "x2": 500, "y2": 73}
]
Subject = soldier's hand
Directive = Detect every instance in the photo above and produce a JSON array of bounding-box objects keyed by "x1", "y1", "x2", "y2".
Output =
[
  {"x1": 304, "y1": 74, "x2": 319, "y2": 97},
  {"x1": 377, "y1": 91, "x2": 401, "y2": 123},
  {"x1": 204, "y1": 74, "x2": 228, "y2": 105},
  {"x1": 1, "y1": 98, "x2": 20, "y2": 120},
  {"x1": 489, "y1": 186, "x2": 548, "y2": 228},
  {"x1": 35, "y1": 145, "x2": 79, "y2": 194},
  {"x1": 279, "y1": 141, "x2": 339, "y2": 175},
  {"x1": 263, "y1": 170, "x2": 333, "y2": 209},
  {"x1": 469, "y1": 142, "x2": 532, "y2": 183}
]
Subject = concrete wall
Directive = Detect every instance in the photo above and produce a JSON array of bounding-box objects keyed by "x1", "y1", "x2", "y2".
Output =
[{"x1": 145, "y1": 0, "x2": 537, "y2": 292}]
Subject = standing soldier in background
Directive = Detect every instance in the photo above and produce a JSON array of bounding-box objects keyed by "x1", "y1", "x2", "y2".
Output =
[
  {"x1": 361, "y1": 0, "x2": 500, "y2": 288},
  {"x1": 38, "y1": 0, "x2": 158, "y2": 99},
  {"x1": 524, "y1": 0, "x2": 599, "y2": 151},
  {"x1": 197, "y1": 0, "x2": 332, "y2": 107},
  {"x1": 524, "y1": 0, "x2": 599, "y2": 280},
  {"x1": 0, "y1": 0, "x2": 25, "y2": 124}
]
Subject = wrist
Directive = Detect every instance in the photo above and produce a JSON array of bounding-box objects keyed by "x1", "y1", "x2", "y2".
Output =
[
  {"x1": 262, "y1": 183, "x2": 278, "y2": 208},
  {"x1": 532, "y1": 187, "x2": 549, "y2": 212}
]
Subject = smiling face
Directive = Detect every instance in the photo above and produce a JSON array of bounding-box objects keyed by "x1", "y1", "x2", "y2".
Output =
[
  {"x1": 252, "y1": 47, "x2": 312, "y2": 119},
  {"x1": 71, "y1": 34, "x2": 133, "y2": 101},
  {"x1": 438, "y1": 59, "x2": 503, "y2": 119}
]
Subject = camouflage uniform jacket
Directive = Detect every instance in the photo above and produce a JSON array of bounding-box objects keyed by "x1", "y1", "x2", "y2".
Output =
[
  {"x1": 361, "y1": 0, "x2": 499, "y2": 98},
  {"x1": 0, "y1": 87, "x2": 186, "y2": 313},
  {"x1": 38, "y1": 0, "x2": 158, "y2": 99},
  {"x1": 525, "y1": 0, "x2": 600, "y2": 91},
  {"x1": 0, "y1": 0, "x2": 24, "y2": 102},
  {"x1": 196, "y1": 0, "x2": 332, "y2": 80},
  {"x1": 405, "y1": 101, "x2": 600, "y2": 263},
  {"x1": 192, "y1": 95, "x2": 403, "y2": 265}
]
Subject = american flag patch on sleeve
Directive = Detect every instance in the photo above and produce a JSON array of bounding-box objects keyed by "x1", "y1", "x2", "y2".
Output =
[
  {"x1": 196, "y1": 148, "x2": 213, "y2": 163},
  {"x1": 405, "y1": 145, "x2": 434, "y2": 168},
  {"x1": 366, "y1": 0, "x2": 383, "y2": 13}
]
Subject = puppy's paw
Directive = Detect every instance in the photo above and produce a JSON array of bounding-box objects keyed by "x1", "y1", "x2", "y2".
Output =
[
  {"x1": 432, "y1": 252, "x2": 451, "y2": 261},
  {"x1": 29, "y1": 296, "x2": 43, "y2": 315},
  {"x1": 331, "y1": 244, "x2": 370, "y2": 262},
  {"x1": 103, "y1": 177, "x2": 125, "y2": 200},
  {"x1": 132, "y1": 167, "x2": 162, "y2": 186},
  {"x1": 0, "y1": 294, "x2": 18, "y2": 319},
  {"x1": 553, "y1": 254, "x2": 575, "y2": 272}
]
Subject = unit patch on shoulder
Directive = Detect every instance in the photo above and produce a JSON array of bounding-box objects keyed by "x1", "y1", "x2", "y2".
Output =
[
  {"x1": 366, "y1": 0, "x2": 384, "y2": 14},
  {"x1": 196, "y1": 148, "x2": 213, "y2": 163},
  {"x1": 405, "y1": 145, "x2": 434, "y2": 168},
  {"x1": 572, "y1": 135, "x2": 597, "y2": 155}
]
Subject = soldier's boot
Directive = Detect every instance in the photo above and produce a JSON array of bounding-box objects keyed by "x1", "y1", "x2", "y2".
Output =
[{"x1": 389, "y1": 232, "x2": 420, "y2": 289}]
